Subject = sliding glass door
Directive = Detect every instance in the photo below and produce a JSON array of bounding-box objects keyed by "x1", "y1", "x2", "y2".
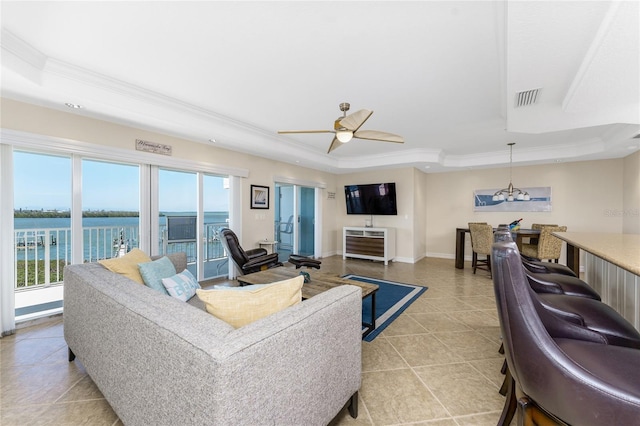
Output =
[
  {"x1": 158, "y1": 169, "x2": 230, "y2": 281},
  {"x1": 298, "y1": 186, "x2": 315, "y2": 256},
  {"x1": 13, "y1": 151, "x2": 71, "y2": 321},
  {"x1": 275, "y1": 184, "x2": 294, "y2": 262},
  {"x1": 158, "y1": 169, "x2": 198, "y2": 276},
  {"x1": 274, "y1": 183, "x2": 316, "y2": 262},
  {"x1": 4, "y1": 142, "x2": 238, "y2": 326},
  {"x1": 202, "y1": 174, "x2": 230, "y2": 279},
  {"x1": 82, "y1": 159, "x2": 140, "y2": 261}
]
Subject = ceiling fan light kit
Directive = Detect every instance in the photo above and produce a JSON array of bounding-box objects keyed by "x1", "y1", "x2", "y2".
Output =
[
  {"x1": 336, "y1": 130, "x2": 353, "y2": 143},
  {"x1": 277, "y1": 102, "x2": 404, "y2": 153},
  {"x1": 492, "y1": 143, "x2": 530, "y2": 202}
]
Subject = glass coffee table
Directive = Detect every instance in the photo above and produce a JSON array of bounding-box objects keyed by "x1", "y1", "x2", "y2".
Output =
[{"x1": 238, "y1": 267, "x2": 379, "y2": 337}]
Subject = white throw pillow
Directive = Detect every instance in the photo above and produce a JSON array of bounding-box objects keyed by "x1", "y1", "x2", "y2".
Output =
[{"x1": 161, "y1": 270, "x2": 201, "y2": 302}]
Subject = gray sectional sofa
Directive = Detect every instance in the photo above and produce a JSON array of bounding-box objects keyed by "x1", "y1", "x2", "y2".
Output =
[{"x1": 63, "y1": 253, "x2": 362, "y2": 426}]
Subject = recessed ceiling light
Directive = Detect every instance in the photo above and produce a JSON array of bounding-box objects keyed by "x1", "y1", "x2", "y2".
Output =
[
  {"x1": 208, "y1": 138, "x2": 216, "y2": 143},
  {"x1": 424, "y1": 165, "x2": 431, "y2": 169},
  {"x1": 65, "y1": 103, "x2": 83, "y2": 109}
]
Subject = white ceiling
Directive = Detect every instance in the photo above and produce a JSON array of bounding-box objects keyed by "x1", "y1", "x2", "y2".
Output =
[{"x1": 1, "y1": 1, "x2": 639, "y2": 173}]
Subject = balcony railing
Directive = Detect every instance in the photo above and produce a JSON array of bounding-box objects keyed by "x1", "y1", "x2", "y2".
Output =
[
  {"x1": 14, "y1": 223, "x2": 229, "y2": 290},
  {"x1": 15, "y1": 228, "x2": 70, "y2": 289}
]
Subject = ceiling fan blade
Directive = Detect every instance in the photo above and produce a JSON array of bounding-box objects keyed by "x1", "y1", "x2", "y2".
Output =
[
  {"x1": 339, "y1": 109, "x2": 373, "y2": 132},
  {"x1": 278, "y1": 130, "x2": 333, "y2": 134},
  {"x1": 353, "y1": 129, "x2": 404, "y2": 143},
  {"x1": 327, "y1": 136, "x2": 344, "y2": 153}
]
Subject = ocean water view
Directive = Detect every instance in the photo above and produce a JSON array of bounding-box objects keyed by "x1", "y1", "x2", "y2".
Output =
[{"x1": 14, "y1": 212, "x2": 229, "y2": 262}]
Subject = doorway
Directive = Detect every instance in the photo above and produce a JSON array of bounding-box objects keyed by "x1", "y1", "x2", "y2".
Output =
[{"x1": 274, "y1": 183, "x2": 316, "y2": 262}]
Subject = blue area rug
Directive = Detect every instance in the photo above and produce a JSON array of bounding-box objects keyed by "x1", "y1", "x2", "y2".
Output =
[{"x1": 343, "y1": 275, "x2": 428, "y2": 342}]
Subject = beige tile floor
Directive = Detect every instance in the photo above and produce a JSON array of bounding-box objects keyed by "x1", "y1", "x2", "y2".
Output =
[{"x1": 1, "y1": 256, "x2": 509, "y2": 426}]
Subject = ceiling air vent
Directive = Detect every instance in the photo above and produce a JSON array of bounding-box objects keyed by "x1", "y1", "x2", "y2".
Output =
[{"x1": 515, "y1": 88, "x2": 541, "y2": 107}]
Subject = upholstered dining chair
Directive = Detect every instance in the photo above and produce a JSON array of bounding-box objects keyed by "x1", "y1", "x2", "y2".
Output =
[
  {"x1": 491, "y1": 240, "x2": 640, "y2": 426},
  {"x1": 468, "y1": 223, "x2": 493, "y2": 276},
  {"x1": 521, "y1": 225, "x2": 567, "y2": 262},
  {"x1": 529, "y1": 223, "x2": 557, "y2": 245}
]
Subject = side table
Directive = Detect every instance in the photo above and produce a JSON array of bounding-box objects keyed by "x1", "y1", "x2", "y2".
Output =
[{"x1": 258, "y1": 240, "x2": 278, "y2": 254}]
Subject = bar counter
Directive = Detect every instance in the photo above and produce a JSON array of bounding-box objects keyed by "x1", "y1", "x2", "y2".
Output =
[
  {"x1": 553, "y1": 232, "x2": 640, "y2": 275},
  {"x1": 554, "y1": 232, "x2": 640, "y2": 331}
]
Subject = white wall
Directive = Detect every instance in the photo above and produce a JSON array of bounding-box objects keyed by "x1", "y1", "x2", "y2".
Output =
[
  {"x1": 1, "y1": 98, "x2": 337, "y2": 253},
  {"x1": 623, "y1": 150, "x2": 640, "y2": 234},
  {"x1": 2, "y1": 98, "x2": 637, "y2": 265},
  {"x1": 425, "y1": 159, "x2": 625, "y2": 263},
  {"x1": 413, "y1": 168, "x2": 428, "y2": 262},
  {"x1": 335, "y1": 168, "x2": 417, "y2": 262}
]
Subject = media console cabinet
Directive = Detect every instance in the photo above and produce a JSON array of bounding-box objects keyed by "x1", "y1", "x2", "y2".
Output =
[{"x1": 343, "y1": 227, "x2": 396, "y2": 265}]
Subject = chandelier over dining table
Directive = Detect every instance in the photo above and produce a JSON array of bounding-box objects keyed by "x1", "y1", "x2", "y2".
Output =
[{"x1": 492, "y1": 143, "x2": 530, "y2": 202}]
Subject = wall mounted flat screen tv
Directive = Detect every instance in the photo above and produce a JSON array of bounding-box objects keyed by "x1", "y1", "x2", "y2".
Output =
[{"x1": 344, "y1": 183, "x2": 397, "y2": 215}]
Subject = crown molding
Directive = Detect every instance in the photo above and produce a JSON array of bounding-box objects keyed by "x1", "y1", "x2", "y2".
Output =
[
  {"x1": 2, "y1": 28, "x2": 637, "y2": 175},
  {"x1": 0, "y1": 129, "x2": 249, "y2": 178}
]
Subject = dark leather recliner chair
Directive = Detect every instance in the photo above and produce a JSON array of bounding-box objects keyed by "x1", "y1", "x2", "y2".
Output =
[
  {"x1": 220, "y1": 228, "x2": 282, "y2": 275},
  {"x1": 492, "y1": 240, "x2": 640, "y2": 426}
]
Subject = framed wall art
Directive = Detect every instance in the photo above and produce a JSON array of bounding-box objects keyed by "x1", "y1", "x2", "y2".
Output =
[
  {"x1": 250, "y1": 185, "x2": 270, "y2": 209},
  {"x1": 473, "y1": 186, "x2": 552, "y2": 212}
]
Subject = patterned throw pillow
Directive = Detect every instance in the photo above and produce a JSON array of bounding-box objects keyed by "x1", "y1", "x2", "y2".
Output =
[
  {"x1": 138, "y1": 256, "x2": 176, "y2": 295},
  {"x1": 195, "y1": 276, "x2": 303, "y2": 328},
  {"x1": 98, "y1": 248, "x2": 152, "y2": 284},
  {"x1": 162, "y1": 270, "x2": 201, "y2": 302}
]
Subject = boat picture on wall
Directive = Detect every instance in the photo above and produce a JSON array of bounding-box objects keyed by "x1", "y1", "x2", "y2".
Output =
[{"x1": 473, "y1": 187, "x2": 552, "y2": 212}]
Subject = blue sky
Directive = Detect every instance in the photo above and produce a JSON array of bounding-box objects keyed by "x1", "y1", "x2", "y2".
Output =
[{"x1": 13, "y1": 152, "x2": 229, "y2": 212}]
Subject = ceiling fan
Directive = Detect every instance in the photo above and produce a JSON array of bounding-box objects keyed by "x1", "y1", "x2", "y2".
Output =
[{"x1": 278, "y1": 102, "x2": 404, "y2": 153}]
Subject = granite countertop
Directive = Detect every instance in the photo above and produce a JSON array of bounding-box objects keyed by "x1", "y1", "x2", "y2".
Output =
[{"x1": 553, "y1": 232, "x2": 640, "y2": 275}]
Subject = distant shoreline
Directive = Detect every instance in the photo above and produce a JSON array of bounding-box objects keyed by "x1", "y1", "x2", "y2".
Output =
[{"x1": 14, "y1": 210, "x2": 140, "y2": 218}]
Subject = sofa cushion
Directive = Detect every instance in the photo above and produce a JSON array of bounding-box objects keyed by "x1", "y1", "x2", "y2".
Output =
[
  {"x1": 138, "y1": 256, "x2": 176, "y2": 295},
  {"x1": 196, "y1": 275, "x2": 303, "y2": 328},
  {"x1": 162, "y1": 269, "x2": 201, "y2": 301},
  {"x1": 98, "y1": 248, "x2": 152, "y2": 284}
]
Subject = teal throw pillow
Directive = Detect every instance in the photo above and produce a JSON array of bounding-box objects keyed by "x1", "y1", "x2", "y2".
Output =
[
  {"x1": 162, "y1": 270, "x2": 201, "y2": 302},
  {"x1": 138, "y1": 256, "x2": 176, "y2": 295}
]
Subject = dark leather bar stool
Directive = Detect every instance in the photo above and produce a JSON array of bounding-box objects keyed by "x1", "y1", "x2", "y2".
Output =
[
  {"x1": 492, "y1": 229, "x2": 640, "y2": 417},
  {"x1": 524, "y1": 269, "x2": 600, "y2": 300},
  {"x1": 536, "y1": 292, "x2": 640, "y2": 349},
  {"x1": 497, "y1": 229, "x2": 597, "y2": 299},
  {"x1": 520, "y1": 254, "x2": 577, "y2": 277},
  {"x1": 492, "y1": 241, "x2": 640, "y2": 426},
  {"x1": 496, "y1": 229, "x2": 577, "y2": 277}
]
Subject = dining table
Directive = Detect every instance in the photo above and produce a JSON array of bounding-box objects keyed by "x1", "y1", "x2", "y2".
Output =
[{"x1": 455, "y1": 227, "x2": 540, "y2": 269}]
